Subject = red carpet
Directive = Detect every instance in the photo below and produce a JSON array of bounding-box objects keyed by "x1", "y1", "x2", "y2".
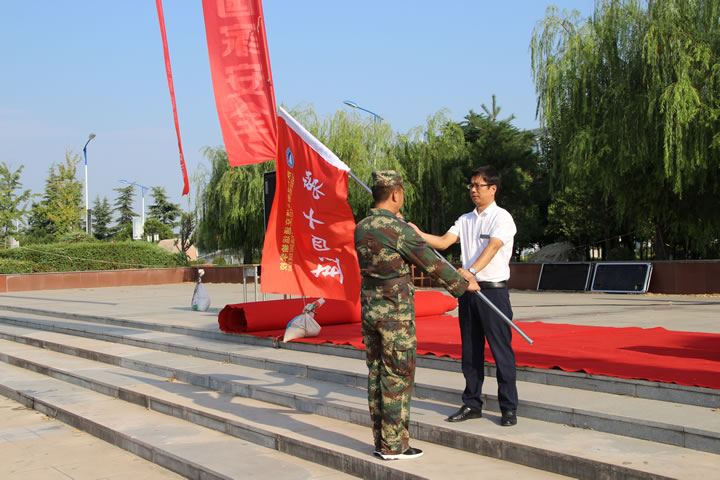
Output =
[
  {"x1": 242, "y1": 315, "x2": 720, "y2": 390},
  {"x1": 218, "y1": 291, "x2": 458, "y2": 333}
]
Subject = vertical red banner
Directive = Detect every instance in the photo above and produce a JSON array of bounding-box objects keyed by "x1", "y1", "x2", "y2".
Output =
[
  {"x1": 261, "y1": 108, "x2": 361, "y2": 302},
  {"x1": 202, "y1": 0, "x2": 278, "y2": 166},
  {"x1": 155, "y1": 0, "x2": 190, "y2": 195}
]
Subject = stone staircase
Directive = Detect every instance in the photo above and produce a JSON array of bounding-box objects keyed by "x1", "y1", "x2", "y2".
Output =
[{"x1": 0, "y1": 306, "x2": 718, "y2": 479}]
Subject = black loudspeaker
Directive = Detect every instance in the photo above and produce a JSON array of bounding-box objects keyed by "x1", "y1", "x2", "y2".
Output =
[{"x1": 263, "y1": 171, "x2": 276, "y2": 232}]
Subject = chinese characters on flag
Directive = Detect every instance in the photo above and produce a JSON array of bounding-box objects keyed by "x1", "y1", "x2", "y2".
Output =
[
  {"x1": 201, "y1": 1, "x2": 360, "y2": 301},
  {"x1": 202, "y1": 0, "x2": 277, "y2": 166},
  {"x1": 261, "y1": 108, "x2": 361, "y2": 302}
]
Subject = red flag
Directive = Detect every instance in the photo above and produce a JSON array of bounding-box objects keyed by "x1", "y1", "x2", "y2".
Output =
[
  {"x1": 155, "y1": 0, "x2": 190, "y2": 195},
  {"x1": 202, "y1": 0, "x2": 278, "y2": 166},
  {"x1": 261, "y1": 108, "x2": 361, "y2": 302}
]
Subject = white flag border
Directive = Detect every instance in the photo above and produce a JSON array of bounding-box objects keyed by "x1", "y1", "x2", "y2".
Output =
[{"x1": 278, "y1": 107, "x2": 350, "y2": 172}]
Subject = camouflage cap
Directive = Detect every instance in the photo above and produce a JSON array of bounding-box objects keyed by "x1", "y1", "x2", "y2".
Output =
[{"x1": 371, "y1": 170, "x2": 404, "y2": 189}]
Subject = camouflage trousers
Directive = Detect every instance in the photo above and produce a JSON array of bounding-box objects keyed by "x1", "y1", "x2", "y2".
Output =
[{"x1": 361, "y1": 318, "x2": 417, "y2": 455}]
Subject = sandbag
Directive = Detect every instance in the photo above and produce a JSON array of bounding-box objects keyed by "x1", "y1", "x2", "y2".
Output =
[
  {"x1": 283, "y1": 298, "x2": 325, "y2": 342},
  {"x1": 191, "y1": 270, "x2": 211, "y2": 312}
]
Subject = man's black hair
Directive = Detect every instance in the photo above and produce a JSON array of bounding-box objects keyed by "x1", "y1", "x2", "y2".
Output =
[
  {"x1": 372, "y1": 185, "x2": 401, "y2": 203},
  {"x1": 469, "y1": 165, "x2": 502, "y2": 190}
]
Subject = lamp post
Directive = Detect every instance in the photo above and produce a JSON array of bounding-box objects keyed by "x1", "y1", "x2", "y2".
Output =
[
  {"x1": 343, "y1": 100, "x2": 383, "y2": 122},
  {"x1": 82, "y1": 133, "x2": 96, "y2": 233},
  {"x1": 344, "y1": 100, "x2": 383, "y2": 167},
  {"x1": 119, "y1": 179, "x2": 149, "y2": 226}
]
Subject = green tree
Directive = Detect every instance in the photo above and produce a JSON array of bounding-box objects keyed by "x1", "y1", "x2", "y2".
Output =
[
  {"x1": 459, "y1": 109, "x2": 548, "y2": 254},
  {"x1": 90, "y1": 195, "x2": 113, "y2": 241},
  {"x1": 112, "y1": 184, "x2": 136, "y2": 236},
  {"x1": 114, "y1": 224, "x2": 134, "y2": 242},
  {"x1": 396, "y1": 110, "x2": 469, "y2": 239},
  {"x1": 531, "y1": 0, "x2": 720, "y2": 259},
  {"x1": 142, "y1": 217, "x2": 174, "y2": 241},
  {"x1": 25, "y1": 151, "x2": 84, "y2": 242},
  {"x1": 0, "y1": 162, "x2": 33, "y2": 247},
  {"x1": 175, "y1": 211, "x2": 195, "y2": 264},
  {"x1": 293, "y1": 105, "x2": 401, "y2": 221},
  {"x1": 193, "y1": 146, "x2": 274, "y2": 261},
  {"x1": 24, "y1": 202, "x2": 51, "y2": 244},
  {"x1": 480, "y1": 94, "x2": 516, "y2": 124},
  {"x1": 148, "y1": 186, "x2": 181, "y2": 226}
]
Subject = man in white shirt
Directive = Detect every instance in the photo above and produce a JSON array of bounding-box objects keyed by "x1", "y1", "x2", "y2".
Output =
[{"x1": 409, "y1": 165, "x2": 519, "y2": 426}]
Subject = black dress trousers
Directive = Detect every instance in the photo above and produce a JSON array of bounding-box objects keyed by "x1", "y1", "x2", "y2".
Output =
[{"x1": 457, "y1": 287, "x2": 518, "y2": 412}]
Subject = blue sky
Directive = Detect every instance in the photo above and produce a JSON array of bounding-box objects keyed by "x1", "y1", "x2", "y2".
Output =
[{"x1": 0, "y1": 1, "x2": 594, "y2": 216}]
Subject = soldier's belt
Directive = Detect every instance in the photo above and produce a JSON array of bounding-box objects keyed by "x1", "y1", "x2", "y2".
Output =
[{"x1": 362, "y1": 275, "x2": 411, "y2": 288}]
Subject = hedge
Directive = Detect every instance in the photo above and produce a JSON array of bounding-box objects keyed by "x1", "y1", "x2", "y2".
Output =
[{"x1": 0, "y1": 242, "x2": 180, "y2": 274}]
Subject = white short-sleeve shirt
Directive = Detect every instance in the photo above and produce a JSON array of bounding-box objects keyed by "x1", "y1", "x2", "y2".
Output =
[{"x1": 447, "y1": 202, "x2": 516, "y2": 282}]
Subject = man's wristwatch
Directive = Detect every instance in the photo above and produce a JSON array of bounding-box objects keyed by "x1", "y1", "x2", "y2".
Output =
[{"x1": 468, "y1": 267, "x2": 477, "y2": 276}]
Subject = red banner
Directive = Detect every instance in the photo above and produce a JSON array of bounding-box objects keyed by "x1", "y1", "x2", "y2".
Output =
[
  {"x1": 155, "y1": 0, "x2": 190, "y2": 195},
  {"x1": 261, "y1": 108, "x2": 361, "y2": 302},
  {"x1": 202, "y1": 0, "x2": 278, "y2": 166}
]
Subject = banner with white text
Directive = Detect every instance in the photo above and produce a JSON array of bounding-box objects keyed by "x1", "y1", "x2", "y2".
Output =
[
  {"x1": 261, "y1": 108, "x2": 361, "y2": 302},
  {"x1": 202, "y1": 0, "x2": 277, "y2": 166}
]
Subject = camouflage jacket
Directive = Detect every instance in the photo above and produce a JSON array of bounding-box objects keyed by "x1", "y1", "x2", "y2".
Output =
[{"x1": 354, "y1": 208, "x2": 469, "y2": 300}]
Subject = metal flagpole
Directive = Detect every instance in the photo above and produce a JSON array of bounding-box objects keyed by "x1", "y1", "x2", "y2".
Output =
[
  {"x1": 348, "y1": 170, "x2": 372, "y2": 194},
  {"x1": 348, "y1": 170, "x2": 534, "y2": 345}
]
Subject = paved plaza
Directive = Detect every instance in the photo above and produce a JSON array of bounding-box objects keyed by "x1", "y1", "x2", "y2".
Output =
[{"x1": 0, "y1": 283, "x2": 718, "y2": 479}]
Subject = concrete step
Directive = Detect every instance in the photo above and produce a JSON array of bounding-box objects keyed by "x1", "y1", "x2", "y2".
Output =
[
  {"x1": 0, "y1": 329, "x2": 718, "y2": 479},
  {"x1": 0, "y1": 314, "x2": 718, "y2": 454},
  {"x1": 0, "y1": 343, "x2": 568, "y2": 480},
  {"x1": 0, "y1": 361, "x2": 355, "y2": 480},
  {"x1": 0, "y1": 395, "x2": 184, "y2": 479},
  {"x1": 0, "y1": 304, "x2": 714, "y2": 409}
]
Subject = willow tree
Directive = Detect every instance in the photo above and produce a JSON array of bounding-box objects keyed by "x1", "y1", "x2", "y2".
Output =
[
  {"x1": 193, "y1": 146, "x2": 274, "y2": 262},
  {"x1": 291, "y1": 105, "x2": 401, "y2": 222},
  {"x1": 532, "y1": 0, "x2": 720, "y2": 258},
  {"x1": 395, "y1": 110, "x2": 469, "y2": 238}
]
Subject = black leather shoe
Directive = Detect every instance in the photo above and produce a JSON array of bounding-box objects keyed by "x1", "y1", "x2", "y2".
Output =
[
  {"x1": 501, "y1": 410, "x2": 517, "y2": 426},
  {"x1": 447, "y1": 405, "x2": 482, "y2": 422}
]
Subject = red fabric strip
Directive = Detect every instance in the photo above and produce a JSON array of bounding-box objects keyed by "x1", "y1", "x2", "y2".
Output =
[
  {"x1": 202, "y1": 0, "x2": 278, "y2": 166},
  {"x1": 155, "y1": 0, "x2": 190, "y2": 195}
]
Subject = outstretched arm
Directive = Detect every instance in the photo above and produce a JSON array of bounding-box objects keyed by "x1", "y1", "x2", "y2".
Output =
[{"x1": 407, "y1": 222, "x2": 458, "y2": 250}]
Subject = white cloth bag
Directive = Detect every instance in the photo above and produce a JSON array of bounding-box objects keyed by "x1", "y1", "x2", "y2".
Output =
[{"x1": 283, "y1": 298, "x2": 325, "y2": 342}]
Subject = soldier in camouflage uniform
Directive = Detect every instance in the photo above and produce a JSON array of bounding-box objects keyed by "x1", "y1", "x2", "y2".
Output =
[{"x1": 354, "y1": 170, "x2": 480, "y2": 460}]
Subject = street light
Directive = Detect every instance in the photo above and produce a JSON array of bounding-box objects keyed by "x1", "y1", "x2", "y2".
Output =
[
  {"x1": 119, "y1": 179, "x2": 149, "y2": 226},
  {"x1": 344, "y1": 100, "x2": 383, "y2": 167},
  {"x1": 83, "y1": 133, "x2": 96, "y2": 233},
  {"x1": 343, "y1": 100, "x2": 383, "y2": 122}
]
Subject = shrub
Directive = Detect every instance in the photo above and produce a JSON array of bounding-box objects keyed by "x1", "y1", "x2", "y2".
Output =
[
  {"x1": 56, "y1": 231, "x2": 96, "y2": 244},
  {"x1": 0, "y1": 258, "x2": 33, "y2": 274},
  {"x1": 0, "y1": 241, "x2": 179, "y2": 273}
]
